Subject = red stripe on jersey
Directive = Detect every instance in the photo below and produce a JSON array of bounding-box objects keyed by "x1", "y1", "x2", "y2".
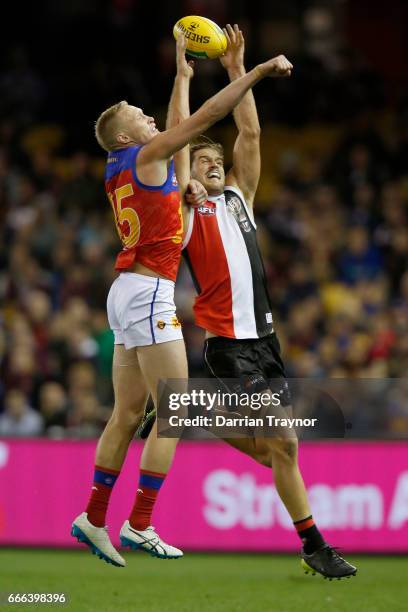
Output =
[{"x1": 186, "y1": 205, "x2": 234, "y2": 337}]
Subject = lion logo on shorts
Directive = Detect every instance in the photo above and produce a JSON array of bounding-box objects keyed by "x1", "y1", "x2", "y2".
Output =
[{"x1": 157, "y1": 320, "x2": 166, "y2": 330}]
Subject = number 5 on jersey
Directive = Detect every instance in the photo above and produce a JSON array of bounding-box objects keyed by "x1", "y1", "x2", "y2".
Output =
[
  {"x1": 172, "y1": 201, "x2": 183, "y2": 245},
  {"x1": 108, "y1": 184, "x2": 140, "y2": 249}
]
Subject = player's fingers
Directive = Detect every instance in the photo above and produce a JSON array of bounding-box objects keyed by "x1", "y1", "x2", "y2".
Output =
[
  {"x1": 194, "y1": 188, "x2": 206, "y2": 200},
  {"x1": 223, "y1": 27, "x2": 232, "y2": 45},
  {"x1": 281, "y1": 57, "x2": 293, "y2": 70},
  {"x1": 234, "y1": 24, "x2": 243, "y2": 45},
  {"x1": 187, "y1": 181, "x2": 198, "y2": 194},
  {"x1": 185, "y1": 195, "x2": 197, "y2": 206},
  {"x1": 177, "y1": 34, "x2": 187, "y2": 51},
  {"x1": 277, "y1": 66, "x2": 291, "y2": 76},
  {"x1": 226, "y1": 23, "x2": 235, "y2": 43},
  {"x1": 196, "y1": 188, "x2": 206, "y2": 198}
]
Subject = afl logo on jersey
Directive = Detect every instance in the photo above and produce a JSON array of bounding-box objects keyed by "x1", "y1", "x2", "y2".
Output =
[
  {"x1": 197, "y1": 205, "x2": 216, "y2": 215},
  {"x1": 227, "y1": 196, "x2": 251, "y2": 233}
]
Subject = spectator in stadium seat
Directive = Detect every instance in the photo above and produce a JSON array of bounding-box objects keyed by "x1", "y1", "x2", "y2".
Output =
[
  {"x1": 338, "y1": 226, "x2": 383, "y2": 284},
  {"x1": 0, "y1": 388, "x2": 43, "y2": 437},
  {"x1": 38, "y1": 381, "x2": 68, "y2": 437},
  {"x1": 66, "y1": 392, "x2": 106, "y2": 439}
]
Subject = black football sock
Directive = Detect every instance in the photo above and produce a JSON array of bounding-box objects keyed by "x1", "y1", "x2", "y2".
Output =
[{"x1": 294, "y1": 515, "x2": 326, "y2": 554}]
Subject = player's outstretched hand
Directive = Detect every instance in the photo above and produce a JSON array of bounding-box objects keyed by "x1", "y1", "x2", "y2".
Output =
[
  {"x1": 260, "y1": 55, "x2": 293, "y2": 78},
  {"x1": 176, "y1": 34, "x2": 195, "y2": 79},
  {"x1": 185, "y1": 180, "x2": 208, "y2": 207},
  {"x1": 220, "y1": 23, "x2": 245, "y2": 71}
]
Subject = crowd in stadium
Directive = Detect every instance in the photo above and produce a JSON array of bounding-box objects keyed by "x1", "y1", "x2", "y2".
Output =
[{"x1": 1, "y1": 2, "x2": 408, "y2": 439}]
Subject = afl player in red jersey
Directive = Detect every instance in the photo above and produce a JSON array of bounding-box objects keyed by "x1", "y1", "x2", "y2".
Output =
[
  {"x1": 71, "y1": 35, "x2": 292, "y2": 567},
  {"x1": 162, "y1": 25, "x2": 356, "y2": 579}
]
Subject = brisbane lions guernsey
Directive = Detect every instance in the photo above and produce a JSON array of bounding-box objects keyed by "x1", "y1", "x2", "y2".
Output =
[
  {"x1": 183, "y1": 185, "x2": 273, "y2": 339},
  {"x1": 105, "y1": 146, "x2": 182, "y2": 282}
]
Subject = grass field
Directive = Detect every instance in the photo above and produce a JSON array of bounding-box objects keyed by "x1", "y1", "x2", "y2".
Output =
[{"x1": 0, "y1": 549, "x2": 407, "y2": 612}]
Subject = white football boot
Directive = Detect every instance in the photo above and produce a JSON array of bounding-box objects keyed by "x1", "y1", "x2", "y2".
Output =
[
  {"x1": 71, "y1": 512, "x2": 126, "y2": 567},
  {"x1": 120, "y1": 521, "x2": 183, "y2": 559}
]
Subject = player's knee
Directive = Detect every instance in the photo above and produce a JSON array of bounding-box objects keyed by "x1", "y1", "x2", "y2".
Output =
[
  {"x1": 256, "y1": 449, "x2": 274, "y2": 468},
  {"x1": 270, "y1": 437, "x2": 298, "y2": 466},
  {"x1": 109, "y1": 405, "x2": 143, "y2": 433},
  {"x1": 251, "y1": 441, "x2": 275, "y2": 468}
]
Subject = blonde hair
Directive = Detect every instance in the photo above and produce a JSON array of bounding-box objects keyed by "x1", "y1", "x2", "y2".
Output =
[
  {"x1": 190, "y1": 137, "x2": 224, "y2": 165},
  {"x1": 95, "y1": 100, "x2": 128, "y2": 152}
]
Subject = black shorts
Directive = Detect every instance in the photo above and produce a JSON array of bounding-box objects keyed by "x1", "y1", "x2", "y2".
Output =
[{"x1": 204, "y1": 333, "x2": 291, "y2": 406}]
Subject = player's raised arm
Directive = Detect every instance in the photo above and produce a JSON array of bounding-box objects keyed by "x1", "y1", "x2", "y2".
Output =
[
  {"x1": 222, "y1": 24, "x2": 261, "y2": 207},
  {"x1": 222, "y1": 24, "x2": 293, "y2": 208},
  {"x1": 165, "y1": 36, "x2": 194, "y2": 192},
  {"x1": 138, "y1": 56, "x2": 289, "y2": 166},
  {"x1": 166, "y1": 36, "x2": 195, "y2": 132},
  {"x1": 166, "y1": 36, "x2": 207, "y2": 222}
]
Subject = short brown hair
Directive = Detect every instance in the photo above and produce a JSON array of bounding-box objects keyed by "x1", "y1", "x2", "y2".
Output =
[
  {"x1": 190, "y1": 137, "x2": 224, "y2": 165},
  {"x1": 95, "y1": 100, "x2": 128, "y2": 152}
]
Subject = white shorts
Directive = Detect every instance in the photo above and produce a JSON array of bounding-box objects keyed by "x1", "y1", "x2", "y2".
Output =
[{"x1": 107, "y1": 272, "x2": 183, "y2": 348}]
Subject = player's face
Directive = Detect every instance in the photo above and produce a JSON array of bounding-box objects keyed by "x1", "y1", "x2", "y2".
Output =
[
  {"x1": 191, "y1": 148, "x2": 225, "y2": 195},
  {"x1": 121, "y1": 105, "x2": 159, "y2": 144}
]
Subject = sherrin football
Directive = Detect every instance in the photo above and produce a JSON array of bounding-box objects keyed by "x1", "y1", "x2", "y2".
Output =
[{"x1": 173, "y1": 16, "x2": 227, "y2": 59}]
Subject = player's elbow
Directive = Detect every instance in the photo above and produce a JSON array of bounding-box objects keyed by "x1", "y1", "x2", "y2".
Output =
[{"x1": 240, "y1": 126, "x2": 261, "y2": 140}]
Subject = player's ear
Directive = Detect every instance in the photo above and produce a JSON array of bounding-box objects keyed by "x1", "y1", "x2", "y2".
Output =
[{"x1": 117, "y1": 132, "x2": 130, "y2": 145}]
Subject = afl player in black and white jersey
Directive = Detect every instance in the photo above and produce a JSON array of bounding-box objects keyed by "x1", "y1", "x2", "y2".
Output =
[{"x1": 143, "y1": 25, "x2": 357, "y2": 580}]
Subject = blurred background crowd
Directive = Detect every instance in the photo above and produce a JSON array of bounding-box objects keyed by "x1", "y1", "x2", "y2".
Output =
[{"x1": 0, "y1": 0, "x2": 407, "y2": 438}]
